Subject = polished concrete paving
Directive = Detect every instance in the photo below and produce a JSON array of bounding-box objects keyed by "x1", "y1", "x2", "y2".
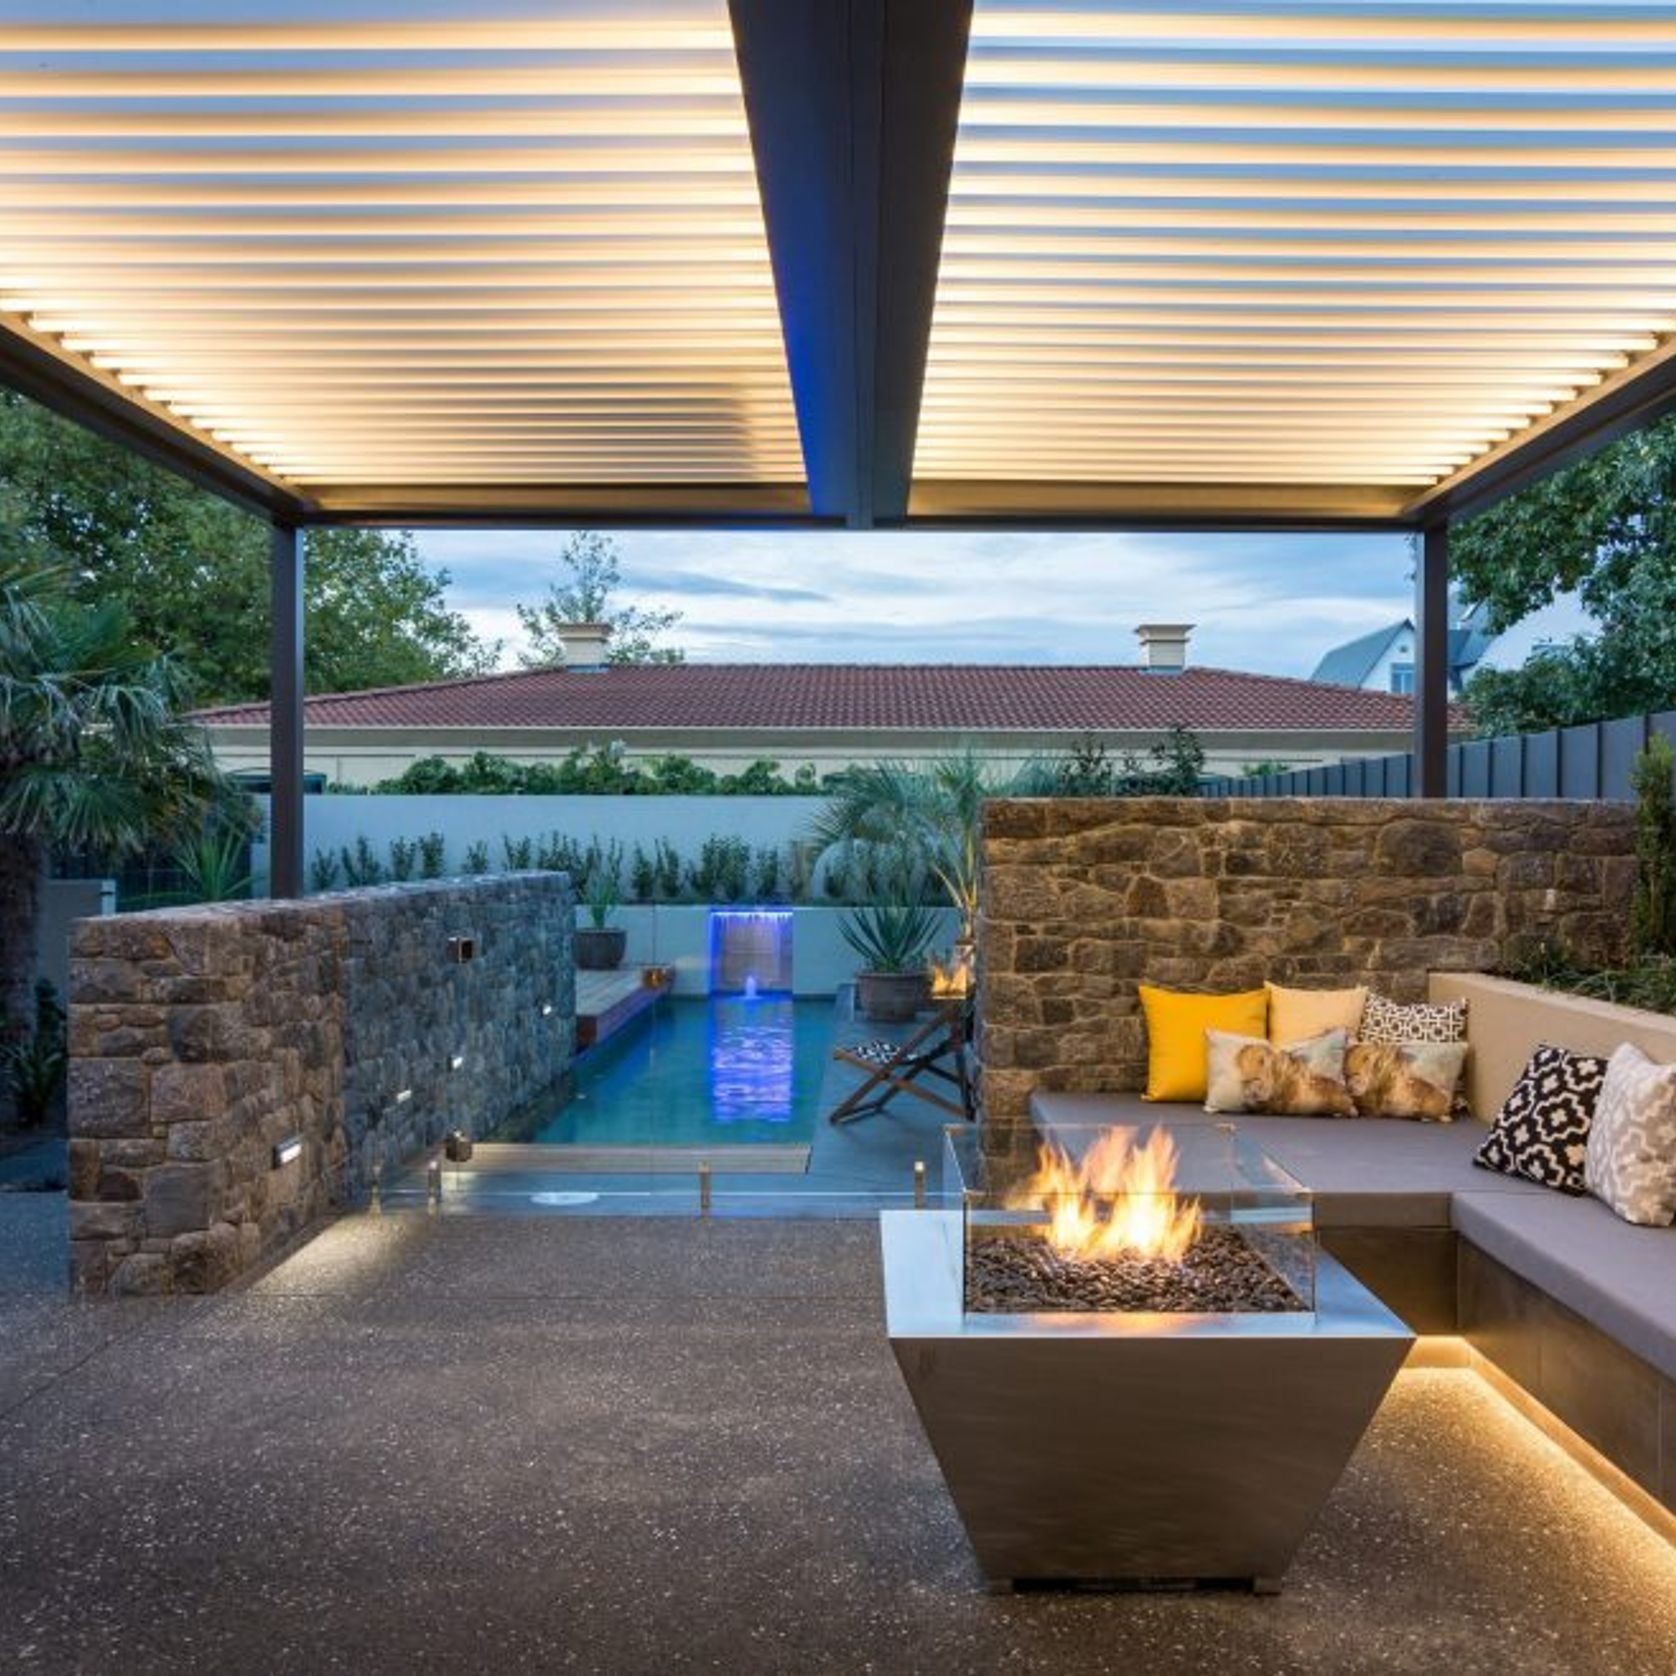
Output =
[{"x1": 3, "y1": 1202, "x2": 1676, "y2": 1675}]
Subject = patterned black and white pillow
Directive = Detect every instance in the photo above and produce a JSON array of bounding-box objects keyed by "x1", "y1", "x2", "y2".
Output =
[
  {"x1": 1362, "y1": 994, "x2": 1468, "y2": 1046},
  {"x1": 1474, "y1": 1044, "x2": 1606, "y2": 1194}
]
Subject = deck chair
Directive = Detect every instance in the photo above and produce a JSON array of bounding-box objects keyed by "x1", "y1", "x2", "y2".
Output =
[{"x1": 826, "y1": 998, "x2": 977, "y2": 1126}]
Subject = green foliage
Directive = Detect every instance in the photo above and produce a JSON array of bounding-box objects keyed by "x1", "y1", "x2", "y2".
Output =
[
  {"x1": 462, "y1": 840, "x2": 490, "y2": 876},
  {"x1": 1503, "y1": 939, "x2": 1676, "y2": 1018},
  {"x1": 418, "y1": 832, "x2": 446, "y2": 879},
  {"x1": 687, "y1": 835, "x2": 751, "y2": 903},
  {"x1": 839, "y1": 901, "x2": 941, "y2": 975},
  {"x1": 502, "y1": 834, "x2": 535, "y2": 871},
  {"x1": 388, "y1": 837, "x2": 417, "y2": 881},
  {"x1": 370, "y1": 746, "x2": 817, "y2": 797},
  {"x1": 629, "y1": 843, "x2": 657, "y2": 903},
  {"x1": 752, "y1": 845, "x2": 783, "y2": 902},
  {"x1": 309, "y1": 849, "x2": 341, "y2": 893},
  {"x1": 174, "y1": 825, "x2": 253, "y2": 903},
  {"x1": 1452, "y1": 413, "x2": 1676, "y2": 734},
  {"x1": 515, "y1": 531, "x2": 684, "y2": 667},
  {"x1": 1241, "y1": 759, "x2": 1293, "y2": 779},
  {"x1": 0, "y1": 391, "x2": 496, "y2": 705},
  {"x1": 1, "y1": 980, "x2": 66, "y2": 1128},
  {"x1": 1632, "y1": 737, "x2": 1676, "y2": 960},
  {"x1": 338, "y1": 835, "x2": 385, "y2": 887},
  {"x1": 654, "y1": 839, "x2": 683, "y2": 900}
]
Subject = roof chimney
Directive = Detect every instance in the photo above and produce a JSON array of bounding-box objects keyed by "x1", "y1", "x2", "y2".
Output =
[
  {"x1": 1135, "y1": 623, "x2": 1193, "y2": 673},
  {"x1": 555, "y1": 622, "x2": 612, "y2": 671}
]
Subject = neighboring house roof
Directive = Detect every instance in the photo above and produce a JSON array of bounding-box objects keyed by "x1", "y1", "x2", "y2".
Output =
[
  {"x1": 1310, "y1": 625, "x2": 1406, "y2": 689},
  {"x1": 195, "y1": 663, "x2": 1430, "y2": 734}
]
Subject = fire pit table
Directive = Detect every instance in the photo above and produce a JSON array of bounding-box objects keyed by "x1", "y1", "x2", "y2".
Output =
[{"x1": 882, "y1": 1123, "x2": 1412, "y2": 1593}]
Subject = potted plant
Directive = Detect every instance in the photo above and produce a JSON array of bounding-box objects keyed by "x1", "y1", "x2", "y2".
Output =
[
  {"x1": 841, "y1": 900, "x2": 941, "y2": 1022},
  {"x1": 575, "y1": 864, "x2": 627, "y2": 970}
]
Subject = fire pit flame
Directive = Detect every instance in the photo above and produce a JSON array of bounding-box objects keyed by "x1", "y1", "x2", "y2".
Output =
[{"x1": 1013, "y1": 1128, "x2": 1203, "y2": 1264}]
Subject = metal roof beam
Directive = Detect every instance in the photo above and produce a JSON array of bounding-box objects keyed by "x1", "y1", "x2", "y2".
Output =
[{"x1": 729, "y1": 0, "x2": 971, "y2": 526}]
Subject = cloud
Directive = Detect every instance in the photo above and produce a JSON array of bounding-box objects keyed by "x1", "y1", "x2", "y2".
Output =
[{"x1": 413, "y1": 525, "x2": 1583, "y2": 676}]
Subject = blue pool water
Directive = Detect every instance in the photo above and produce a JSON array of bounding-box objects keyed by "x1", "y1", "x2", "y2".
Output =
[{"x1": 532, "y1": 997, "x2": 831, "y2": 1146}]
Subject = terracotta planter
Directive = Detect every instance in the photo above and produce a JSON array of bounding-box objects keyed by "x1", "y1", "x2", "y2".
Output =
[
  {"x1": 857, "y1": 969, "x2": 930, "y2": 1023},
  {"x1": 575, "y1": 926, "x2": 627, "y2": 971}
]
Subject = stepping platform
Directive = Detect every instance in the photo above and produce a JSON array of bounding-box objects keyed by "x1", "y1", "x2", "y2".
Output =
[{"x1": 576, "y1": 966, "x2": 675, "y2": 1051}]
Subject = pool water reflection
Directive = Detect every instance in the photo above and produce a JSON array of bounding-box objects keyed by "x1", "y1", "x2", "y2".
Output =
[{"x1": 531, "y1": 996, "x2": 830, "y2": 1147}]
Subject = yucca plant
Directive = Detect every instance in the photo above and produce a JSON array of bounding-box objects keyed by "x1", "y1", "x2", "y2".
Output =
[{"x1": 175, "y1": 823, "x2": 254, "y2": 902}]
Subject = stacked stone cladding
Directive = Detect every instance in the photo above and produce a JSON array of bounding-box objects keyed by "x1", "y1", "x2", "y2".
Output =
[
  {"x1": 976, "y1": 798, "x2": 1636, "y2": 1124},
  {"x1": 68, "y1": 872, "x2": 575, "y2": 1294}
]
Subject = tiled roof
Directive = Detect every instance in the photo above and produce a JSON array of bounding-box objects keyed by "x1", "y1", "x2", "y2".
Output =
[{"x1": 196, "y1": 664, "x2": 1429, "y2": 734}]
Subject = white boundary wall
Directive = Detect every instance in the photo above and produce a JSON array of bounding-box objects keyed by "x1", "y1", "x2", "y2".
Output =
[{"x1": 253, "y1": 794, "x2": 829, "y2": 886}]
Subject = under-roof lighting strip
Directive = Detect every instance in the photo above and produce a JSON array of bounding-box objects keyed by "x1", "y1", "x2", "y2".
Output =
[
  {"x1": 0, "y1": 1, "x2": 802, "y2": 496},
  {"x1": 915, "y1": 0, "x2": 1676, "y2": 498}
]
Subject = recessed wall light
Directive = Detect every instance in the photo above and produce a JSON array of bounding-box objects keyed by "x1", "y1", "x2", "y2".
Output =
[
  {"x1": 272, "y1": 1135, "x2": 303, "y2": 1168},
  {"x1": 449, "y1": 1054, "x2": 465, "y2": 1071},
  {"x1": 395, "y1": 1088, "x2": 413, "y2": 1104}
]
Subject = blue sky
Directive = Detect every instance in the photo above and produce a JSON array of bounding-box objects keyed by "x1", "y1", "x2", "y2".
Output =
[{"x1": 415, "y1": 528, "x2": 1587, "y2": 677}]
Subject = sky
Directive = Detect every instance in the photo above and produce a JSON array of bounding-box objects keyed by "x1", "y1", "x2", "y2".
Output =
[{"x1": 414, "y1": 528, "x2": 1589, "y2": 678}]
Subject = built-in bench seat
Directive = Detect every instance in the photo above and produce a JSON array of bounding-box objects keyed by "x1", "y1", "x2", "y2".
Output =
[{"x1": 1027, "y1": 1088, "x2": 1676, "y2": 1516}]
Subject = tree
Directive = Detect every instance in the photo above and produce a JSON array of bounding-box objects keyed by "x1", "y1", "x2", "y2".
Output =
[
  {"x1": 1451, "y1": 414, "x2": 1676, "y2": 734},
  {"x1": 516, "y1": 531, "x2": 684, "y2": 666},
  {"x1": 0, "y1": 523, "x2": 239, "y2": 1040},
  {"x1": 0, "y1": 390, "x2": 498, "y2": 704}
]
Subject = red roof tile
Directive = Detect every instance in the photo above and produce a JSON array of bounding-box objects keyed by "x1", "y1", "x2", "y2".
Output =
[{"x1": 195, "y1": 664, "x2": 1429, "y2": 734}]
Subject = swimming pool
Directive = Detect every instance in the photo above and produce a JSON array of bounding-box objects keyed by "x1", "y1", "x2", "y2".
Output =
[{"x1": 530, "y1": 996, "x2": 832, "y2": 1147}]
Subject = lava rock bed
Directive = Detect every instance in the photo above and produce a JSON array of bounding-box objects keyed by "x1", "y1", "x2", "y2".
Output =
[{"x1": 965, "y1": 1225, "x2": 1305, "y2": 1314}]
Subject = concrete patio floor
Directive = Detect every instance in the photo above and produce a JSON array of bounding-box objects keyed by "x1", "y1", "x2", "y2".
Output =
[{"x1": 3, "y1": 1200, "x2": 1676, "y2": 1675}]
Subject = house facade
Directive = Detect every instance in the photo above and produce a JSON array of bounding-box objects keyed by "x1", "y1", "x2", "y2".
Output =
[{"x1": 1311, "y1": 595, "x2": 1496, "y2": 698}]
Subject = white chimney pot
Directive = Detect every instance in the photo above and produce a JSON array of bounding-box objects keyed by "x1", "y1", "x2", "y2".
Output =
[
  {"x1": 1135, "y1": 623, "x2": 1194, "y2": 673},
  {"x1": 555, "y1": 621, "x2": 613, "y2": 671}
]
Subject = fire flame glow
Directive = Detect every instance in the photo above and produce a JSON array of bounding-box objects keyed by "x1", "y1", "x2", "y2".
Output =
[
  {"x1": 928, "y1": 947, "x2": 974, "y2": 997},
  {"x1": 1011, "y1": 1128, "x2": 1202, "y2": 1263}
]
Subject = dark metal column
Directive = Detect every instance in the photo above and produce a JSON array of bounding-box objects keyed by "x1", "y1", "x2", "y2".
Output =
[
  {"x1": 269, "y1": 522, "x2": 305, "y2": 898},
  {"x1": 1414, "y1": 520, "x2": 1450, "y2": 798}
]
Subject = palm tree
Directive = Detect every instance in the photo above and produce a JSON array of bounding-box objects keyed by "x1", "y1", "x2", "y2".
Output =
[
  {"x1": 810, "y1": 750, "x2": 1039, "y2": 940},
  {"x1": 0, "y1": 528, "x2": 237, "y2": 1039}
]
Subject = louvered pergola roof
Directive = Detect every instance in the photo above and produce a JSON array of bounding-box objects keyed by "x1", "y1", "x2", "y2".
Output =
[{"x1": 5, "y1": 0, "x2": 1676, "y2": 531}]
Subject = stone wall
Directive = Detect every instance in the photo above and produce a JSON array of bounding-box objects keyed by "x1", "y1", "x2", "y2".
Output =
[
  {"x1": 68, "y1": 873, "x2": 575, "y2": 1295},
  {"x1": 977, "y1": 798, "x2": 1636, "y2": 1124}
]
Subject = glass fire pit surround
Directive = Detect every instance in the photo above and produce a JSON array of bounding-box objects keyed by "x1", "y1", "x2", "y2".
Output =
[
  {"x1": 948, "y1": 1122, "x2": 1316, "y2": 1317},
  {"x1": 882, "y1": 1122, "x2": 1412, "y2": 1592}
]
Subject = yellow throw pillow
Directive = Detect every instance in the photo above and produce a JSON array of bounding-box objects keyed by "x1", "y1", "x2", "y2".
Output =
[
  {"x1": 1266, "y1": 981, "x2": 1367, "y2": 1048},
  {"x1": 1138, "y1": 984, "x2": 1268, "y2": 1102}
]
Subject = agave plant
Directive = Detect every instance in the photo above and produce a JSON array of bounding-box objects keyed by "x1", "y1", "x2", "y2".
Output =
[{"x1": 838, "y1": 900, "x2": 941, "y2": 975}]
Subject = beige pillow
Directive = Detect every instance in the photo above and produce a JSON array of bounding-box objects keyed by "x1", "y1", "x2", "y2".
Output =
[
  {"x1": 1584, "y1": 1043, "x2": 1676, "y2": 1226},
  {"x1": 1266, "y1": 982, "x2": 1367, "y2": 1048},
  {"x1": 1205, "y1": 1028, "x2": 1356, "y2": 1118},
  {"x1": 1344, "y1": 1040, "x2": 1468, "y2": 1122}
]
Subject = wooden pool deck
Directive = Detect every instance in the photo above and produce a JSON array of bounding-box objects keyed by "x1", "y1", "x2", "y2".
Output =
[{"x1": 575, "y1": 966, "x2": 675, "y2": 1051}]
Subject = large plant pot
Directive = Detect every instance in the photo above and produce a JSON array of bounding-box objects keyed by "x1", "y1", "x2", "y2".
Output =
[
  {"x1": 857, "y1": 969, "x2": 929, "y2": 1023},
  {"x1": 576, "y1": 927, "x2": 627, "y2": 971}
]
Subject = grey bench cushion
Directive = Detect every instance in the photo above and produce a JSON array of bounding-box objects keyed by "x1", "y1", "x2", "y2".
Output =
[
  {"x1": 1451, "y1": 1191, "x2": 1676, "y2": 1382},
  {"x1": 1031, "y1": 1093, "x2": 1545, "y2": 1228}
]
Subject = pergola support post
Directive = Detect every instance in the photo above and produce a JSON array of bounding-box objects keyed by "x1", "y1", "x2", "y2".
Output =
[
  {"x1": 1414, "y1": 520, "x2": 1450, "y2": 799},
  {"x1": 269, "y1": 522, "x2": 305, "y2": 898}
]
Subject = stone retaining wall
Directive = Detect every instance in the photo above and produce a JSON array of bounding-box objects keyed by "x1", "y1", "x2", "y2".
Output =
[
  {"x1": 68, "y1": 873, "x2": 575, "y2": 1294},
  {"x1": 977, "y1": 798, "x2": 1636, "y2": 1124}
]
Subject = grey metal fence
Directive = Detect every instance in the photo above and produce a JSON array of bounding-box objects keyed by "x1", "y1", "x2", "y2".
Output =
[{"x1": 1202, "y1": 709, "x2": 1676, "y2": 801}]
